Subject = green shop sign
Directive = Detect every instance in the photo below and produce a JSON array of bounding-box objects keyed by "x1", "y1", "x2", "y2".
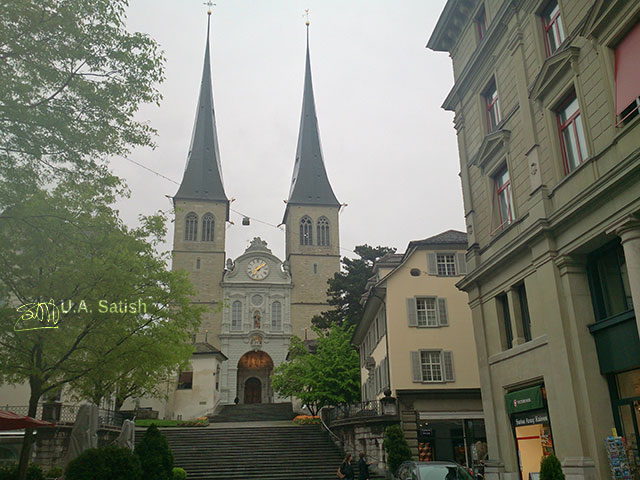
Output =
[{"x1": 505, "y1": 386, "x2": 544, "y2": 414}]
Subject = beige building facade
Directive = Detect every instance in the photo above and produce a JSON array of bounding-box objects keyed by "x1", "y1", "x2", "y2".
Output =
[
  {"x1": 353, "y1": 231, "x2": 486, "y2": 471},
  {"x1": 429, "y1": 1, "x2": 640, "y2": 479}
]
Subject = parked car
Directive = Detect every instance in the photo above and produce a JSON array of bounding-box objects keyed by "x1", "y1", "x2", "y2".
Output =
[{"x1": 395, "y1": 461, "x2": 474, "y2": 480}]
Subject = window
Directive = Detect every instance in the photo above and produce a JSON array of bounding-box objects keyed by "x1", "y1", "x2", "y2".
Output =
[
  {"x1": 492, "y1": 166, "x2": 513, "y2": 231},
  {"x1": 437, "y1": 253, "x2": 456, "y2": 276},
  {"x1": 517, "y1": 284, "x2": 532, "y2": 342},
  {"x1": 215, "y1": 365, "x2": 220, "y2": 391},
  {"x1": 587, "y1": 242, "x2": 632, "y2": 321},
  {"x1": 497, "y1": 294, "x2": 513, "y2": 349},
  {"x1": 185, "y1": 212, "x2": 198, "y2": 241},
  {"x1": 421, "y1": 351, "x2": 443, "y2": 382},
  {"x1": 417, "y1": 298, "x2": 438, "y2": 327},
  {"x1": 476, "y1": 5, "x2": 487, "y2": 42},
  {"x1": 542, "y1": 1, "x2": 565, "y2": 56},
  {"x1": 271, "y1": 301, "x2": 282, "y2": 330},
  {"x1": 484, "y1": 80, "x2": 501, "y2": 133},
  {"x1": 411, "y1": 351, "x2": 455, "y2": 383},
  {"x1": 300, "y1": 216, "x2": 313, "y2": 245},
  {"x1": 196, "y1": 258, "x2": 201, "y2": 269},
  {"x1": 201, "y1": 213, "x2": 214, "y2": 242},
  {"x1": 557, "y1": 93, "x2": 587, "y2": 174},
  {"x1": 615, "y1": 22, "x2": 640, "y2": 126},
  {"x1": 231, "y1": 301, "x2": 242, "y2": 331},
  {"x1": 177, "y1": 370, "x2": 193, "y2": 390},
  {"x1": 317, "y1": 217, "x2": 330, "y2": 246}
]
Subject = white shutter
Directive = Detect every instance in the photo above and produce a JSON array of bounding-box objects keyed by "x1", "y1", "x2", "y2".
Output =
[
  {"x1": 406, "y1": 298, "x2": 418, "y2": 327},
  {"x1": 456, "y1": 253, "x2": 468, "y2": 275},
  {"x1": 427, "y1": 253, "x2": 437, "y2": 275},
  {"x1": 443, "y1": 351, "x2": 455, "y2": 382},
  {"x1": 437, "y1": 298, "x2": 449, "y2": 326},
  {"x1": 411, "y1": 351, "x2": 422, "y2": 382}
]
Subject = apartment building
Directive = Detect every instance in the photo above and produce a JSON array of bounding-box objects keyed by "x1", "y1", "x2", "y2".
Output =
[
  {"x1": 353, "y1": 231, "x2": 486, "y2": 471},
  {"x1": 428, "y1": 1, "x2": 640, "y2": 479}
]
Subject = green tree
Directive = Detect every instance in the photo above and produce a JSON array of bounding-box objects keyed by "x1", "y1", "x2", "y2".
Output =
[
  {"x1": 271, "y1": 324, "x2": 360, "y2": 414},
  {"x1": 134, "y1": 424, "x2": 174, "y2": 480},
  {"x1": 312, "y1": 245, "x2": 395, "y2": 329},
  {"x1": 383, "y1": 425, "x2": 412, "y2": 475},
  {"x1": 0, "y1": 0, "x2": 164, "y2": 208},
  {"x1": 0, "y1": 178, "x2": 202, "y2": 480},
  {"x1": 540, "y1": 454, "x2": 565, "y2": 480}
]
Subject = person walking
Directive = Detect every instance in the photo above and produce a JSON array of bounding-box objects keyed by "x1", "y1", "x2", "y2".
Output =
[
  {"x1": 358, "y1": 452, "x2": 373, "y2": 480},
  {"x1": 337, "y1": 453, "x2": 355, "y2": 480}
]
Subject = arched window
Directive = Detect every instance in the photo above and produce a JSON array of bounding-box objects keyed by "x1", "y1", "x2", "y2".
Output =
[
  {"x1": 271, "y1": 301, "x2": 282, "y2": 331},
  {"x1": 231, "y1": 301, "x2": 242, "y2": 331},
  {"x1": 317, "y1": 217, "x2": 330, "y2": 246},
  {"x1": 185, "y1": 212, "x2": 198, "y2": 241},
  {"x1": 300, "y1": 216, "x2": 313, "y2": 245},
  {"x1": 201, "y1": 213, "x2": 214, "y2": 242}
]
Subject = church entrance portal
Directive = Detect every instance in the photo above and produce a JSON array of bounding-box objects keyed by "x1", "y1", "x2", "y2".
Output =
[
  {"x1": 244, "y1": 377, "x2": 262, "y2": 404},
  {"x1": 236, "y1": 351, "x2": 274, "y2": 404}
]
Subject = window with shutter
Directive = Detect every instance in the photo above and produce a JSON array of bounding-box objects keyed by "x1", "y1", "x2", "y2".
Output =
[
  {"x1": 437, "y1": 298, "x2": 449, "y2": 326},
  {"x1": 417, "y1": 298, "x2": 438, "y2": 327},
  {"x1": 427, "y1": 253, "x2": 437, "y2": 275},
  {"x1": 406, "y1": 298, "x2": 418, "y2": 326},
  {"x1": 443, "y1": 351, "x2": 455, "y2": 382}
]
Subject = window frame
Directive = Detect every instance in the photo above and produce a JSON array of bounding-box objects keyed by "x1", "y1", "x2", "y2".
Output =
[
  {"x1": 556, "y1": 92, "x2": 587, "y2": 174},
  {"x1": 184, "y1": 212, "x2": 198, "y2": 242},
  {"x1": 271, "y1": 301, "x2": 282, "y2": 331},
  {"x1": 436, "y1": 253, "x2": 457, "y2": 276},
  {"x1": 420, "y1": 350, "x2": 444, "y2": 383},
  {"x1": 542, "y1": 0, "x2": 565, "y2": 56},
  {"x1": 299, "y1": 216, "x2": 313, "y2": 245},
  {"x1": 483, "y1": 79, "x2": 501, "y2": 133},
  {"x1": 177, "y1": 370, "x2": 193, "y2": 390},
  {"x1": 317, "y1": 216, "x2": 330, "y2": 246},
  {"x1": 491, "y1": 165, "x2": 514, "y2": 233},
  {"x1": 476, "y1": 5, "x2": 487, "y2": 42},
  {"x1": 201, "y1": 213, "x2": 215, "y2": 242},
  {"x1": 231, "y1": 300, "x2": 243, "y2": 331},
  {"x1": 416, "y1": 297, "x2": 438, "y2": 327}
]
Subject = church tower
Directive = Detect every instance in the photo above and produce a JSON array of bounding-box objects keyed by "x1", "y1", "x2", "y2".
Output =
[
  {"x1": 284, "y1": 26, "x2": 341, "y2": 337},
  {"x1": 172, "y1": 13, "x2": 228, "y2": 346}
]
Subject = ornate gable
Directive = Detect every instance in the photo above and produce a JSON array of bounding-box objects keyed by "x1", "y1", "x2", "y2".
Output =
[{"x1": 529, "y1": 47, "x2": 580, "y2": 102}]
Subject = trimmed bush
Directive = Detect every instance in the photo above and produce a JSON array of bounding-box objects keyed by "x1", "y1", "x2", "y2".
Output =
[
  {"x1": 0, "y1": 463, "x2": 44, "y2": 480},
  {"x1": 383, "y1": 425, "x2": 412, "y2": 475},
  {"x1": 65, "y1": 445, "x2": 142, "y2": 480},
  {"x1": 134, "y1": 424, "x2": 174, "y2": 480},
  {"x1": 45, "y1": 466, "x2": 63, "y2": 479},
  {"x1": 172, "y1": 467, "x2": 187, "y2": 480},
  {"x1": 540, "y1": 454, "x2": 565, "y2": 480}
]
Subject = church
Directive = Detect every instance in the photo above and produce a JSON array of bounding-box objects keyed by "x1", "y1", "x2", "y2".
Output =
[{"x1": 162, "y1": 15, "x2": 341, "y2": 420}]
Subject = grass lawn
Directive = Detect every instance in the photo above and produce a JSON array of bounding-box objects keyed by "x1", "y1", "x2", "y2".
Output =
[{"x1": 135, "y1": 419, "x2": 181, "y2": 427}]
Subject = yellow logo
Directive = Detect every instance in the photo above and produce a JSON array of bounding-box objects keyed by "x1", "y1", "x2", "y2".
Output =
[{"x1": 15, "y1": 301, "x2": 60, "y2": 332}]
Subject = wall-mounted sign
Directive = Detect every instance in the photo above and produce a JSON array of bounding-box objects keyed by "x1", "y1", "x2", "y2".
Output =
[{"x1": 505, "y1": 386, "x2": 544, "y2": 414}]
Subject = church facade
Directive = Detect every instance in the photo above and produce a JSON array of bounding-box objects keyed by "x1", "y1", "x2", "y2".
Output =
[{"x1": 162, "y1": 18, "x2": 341, "y2": 419}]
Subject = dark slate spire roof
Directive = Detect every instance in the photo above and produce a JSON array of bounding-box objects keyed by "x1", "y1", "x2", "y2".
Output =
[
  {"x1": 175, "y1": 15, "x2": 228, "y2": 205},
  {"x1": 286, "y1": 27, "x2": 339, "y2": 209}
]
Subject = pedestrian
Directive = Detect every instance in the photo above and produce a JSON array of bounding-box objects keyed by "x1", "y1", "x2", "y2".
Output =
[
  {"x1": 337, "y1": 453, "x2": 354, "y2": 480},
  {"x1": 358, "y1": 452, "x2": 373, "y2": 480}
]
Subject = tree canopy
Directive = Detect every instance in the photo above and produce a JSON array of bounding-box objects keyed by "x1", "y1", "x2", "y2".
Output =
[
  {"x1": 271, "y1": 325, "x2": 360, "y2": 415},
  {"x1": 312, "y1": 245, "x2": 396, "y2": 329}
]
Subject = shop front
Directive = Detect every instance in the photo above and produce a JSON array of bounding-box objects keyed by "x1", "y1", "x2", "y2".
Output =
[
  {"x1": 609, "y1": 368, "x2": 640, "y2": 468},
  {"x1": 505, "y1": 385, "x2": 554, "y2": 480}
]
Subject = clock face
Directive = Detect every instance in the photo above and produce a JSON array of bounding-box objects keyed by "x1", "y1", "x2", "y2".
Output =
[{"x1": 247, "y1": 258, "x2": 269, "y2": 280}]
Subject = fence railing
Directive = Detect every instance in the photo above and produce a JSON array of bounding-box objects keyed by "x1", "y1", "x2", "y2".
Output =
[
  {"x1": 324, "y1": 400, "x2": 384, "y2": 424},
  {"x1": 2, "y1": 404, "x2": 125, "y2": 428}
]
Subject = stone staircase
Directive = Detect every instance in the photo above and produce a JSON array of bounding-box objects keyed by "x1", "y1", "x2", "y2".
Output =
[
  {"x1": 135, "y1": 424, "x2": 346, "y2": 480},
  {"x1": 208, "y1": 402, "x2": 294, "y2": 423}
]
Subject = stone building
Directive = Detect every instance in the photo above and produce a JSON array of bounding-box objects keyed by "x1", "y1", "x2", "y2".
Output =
[
  {"x1": 352, "y1": 231, "x2": 486, "y2": 472},
  {"x1": 428, "y1": 1, "x2": 640, "y2": 479}
]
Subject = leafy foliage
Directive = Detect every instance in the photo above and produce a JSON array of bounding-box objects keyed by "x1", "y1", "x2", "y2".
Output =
[
  {"x1": 540, "y1": 454, "x2": 565, "y2": 480},
  {"x1": 0, "y1": 0, "x2": 165, "y2": 208},
  {"x1": 383, "y1": 425, "x2": 412, "y2": 475},
  {"x1": 134, "y1": 424, "x2": 174, "y2": 480},
  {"x1": 172, "y1": 468, "x2": 187, "y2": 480},
  {"x1": 0, "y1": 464, "x2": 44, "y2": 480},
  {"x1": 65, "y1": 446, "x2": 142, "y2": 480},
  {"x1": 44, "y1": 467, "x2": 62, "y2": 479},
  {"x1": 312, "y1": 245, "x2": 396, "y2": 329},
  {"x1": 272, "y1": 325, "x2": 360, "y2": 414}
]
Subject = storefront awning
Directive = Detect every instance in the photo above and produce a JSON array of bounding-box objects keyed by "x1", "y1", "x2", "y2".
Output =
[{"x1": 505, "y1": 386, "x2": 544, "y2": 415}]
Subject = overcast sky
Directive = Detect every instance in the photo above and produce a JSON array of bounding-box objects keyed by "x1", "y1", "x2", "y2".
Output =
[{"x1": 116, "y1": 0, "x2": 458, "y2": 262}]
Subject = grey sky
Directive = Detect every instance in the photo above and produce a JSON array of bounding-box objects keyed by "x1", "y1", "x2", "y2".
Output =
[{"x1": 117, "y1": 0, "x2": 458, "y2": 262}]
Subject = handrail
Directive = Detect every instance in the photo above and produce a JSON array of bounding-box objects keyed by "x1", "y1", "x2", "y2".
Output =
[{"x1": 320, "y1": 409, "x2": 343, "y2": 446}]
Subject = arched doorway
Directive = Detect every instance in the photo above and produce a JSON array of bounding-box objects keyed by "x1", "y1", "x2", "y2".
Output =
[
  {"x1": 236, "y1": 351, "x2": 274, "y2": 404},
  {"x1": 244, "y1": 377, "x2": 262, "y2": 404}
]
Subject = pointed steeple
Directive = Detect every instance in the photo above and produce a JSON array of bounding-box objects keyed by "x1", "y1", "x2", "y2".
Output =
[
  {"x1": 175, "y1": 14, "x2": 228, "y2": 208},
  {"x1": 286, "y1": 26, "x2": 340, "y2": 210}
]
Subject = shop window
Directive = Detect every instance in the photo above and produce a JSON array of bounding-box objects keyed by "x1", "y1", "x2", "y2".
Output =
[
  {"x1": 483, "y1": 79, "x2": 501, "y2": 133},
  {"x1": 497, "y1": 294, "x2": 513, "y2": 349},
  {"x1": 476, "y1": 5, "x2": 487, "y2": 42},
  {"x1": 491, "y1": 166, "x2": 514, "y2": 233},
  {"x1": 615, "y1": 21, "x2": 640, "y2": 126},
  {"x1": 542, "y1": 0, "x2": 565, "y2": 56},
  {"x1": 518, "y1": 284, "x2": 532, "y2": 342},
  {"x1": 557, "y1": 92, "x2": 587, "y2": 174},
  {"x1": 587, "y1": 242, "x2": 632, "y2": 321},
  {"x1": 177, "y1": 370, "x2": 193, "y2": 390}
]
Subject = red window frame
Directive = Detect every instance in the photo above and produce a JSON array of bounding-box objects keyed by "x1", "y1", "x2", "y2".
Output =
[
  {"x1": 476, "y1": 6, "x2": 487, "y2": 42},
  {"x1": 492, "y1": 167, "x2": 513, "y2": 232},
  {"x1": 557, "y1": 93, "x2": 585, "y2": 174},
  {"x1": 542, "y1": 1, "x2": 564, "y2": 56},
  {"x1": 484, "y1": 81, "x2": 500, "y2": 133}
]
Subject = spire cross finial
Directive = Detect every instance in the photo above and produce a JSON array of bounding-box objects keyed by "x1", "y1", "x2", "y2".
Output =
[
  {"x1": 303, "y1": 8, "x2": 310, "y2": 26},
  {"x1": 204, "y1": 1, "x2": 215, "y2": 15}
]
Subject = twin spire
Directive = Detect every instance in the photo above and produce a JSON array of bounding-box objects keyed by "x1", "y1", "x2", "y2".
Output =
[{"x1": 175, "y1": 16, "x2": 339, "y2": 213}]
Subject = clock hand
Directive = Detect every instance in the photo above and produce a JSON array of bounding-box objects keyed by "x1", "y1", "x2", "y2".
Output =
[{"x1": 253, "y1": 263, "x2": 267, "y2": 274}]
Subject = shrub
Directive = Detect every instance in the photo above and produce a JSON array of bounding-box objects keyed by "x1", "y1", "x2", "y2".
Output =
[
  {"x1": 134, "y1": 424, "x2": 174, "y2": 480},
  {"x1": 540, "y1": 454, "x2": 565, "y2": 480},
  {"x1": 0, "y1": 463, "x2": 44, "y2": 480},
  {"x1": 45, "y1": 466, "x2": 63, "y2": 479},
  {"x1": 293, "y1": 415, "x2": 321, "y2": 425},
  {"x1": 172, "y1": 467, "x2": 187, "y2": 480},
  {"x1": 383, "y1": 425, "x2": 412, "y2": 475},
  {"x1": 65, "y1": 445, "x2": 142, "y2": 480}
]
